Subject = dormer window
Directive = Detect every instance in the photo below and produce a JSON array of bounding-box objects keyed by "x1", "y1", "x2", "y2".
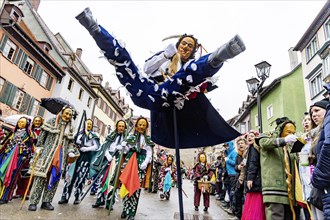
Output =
[{"x1": 0, "y1": 4, "x2": 23, "y2": 25}]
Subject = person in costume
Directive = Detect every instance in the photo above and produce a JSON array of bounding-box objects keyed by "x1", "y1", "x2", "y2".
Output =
[
  {"x1": 193, "y1": 152, "x2": 214, "y2": 212},
  {"x1": 91, "y1": 119, "x2": 127, "y2": 209},
  {"x1": 75, "y1": 8, "x2": 243, "y2": 149},
  {"x1": 255, "y1": 117, "x2": 301, "y2": 220},
  {"x1": 151, "y1": 149, "x2": 166, "y2": 193},
  {"x1": 119, "y1": 117, "x2": 154, "y2": 220},
  {"x1": 158, "y1": 154, "x2": 177, "y2": 200},
  {"x1": 58, "y1": 118, "x2": 100, "y2": 205},
  {"x1": 0, "y1": 116, "x2": 35, "y2": 204},
  {"x1": 28, "y1": 106, "x2": 77, "y2": 211},
  {"x1": 13, "y1": 116, "x2": 44, "y2": 199}
]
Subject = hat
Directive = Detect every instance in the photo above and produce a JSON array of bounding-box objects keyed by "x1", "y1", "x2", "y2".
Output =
[{"x1": 310, "y1": 98, "x2": 329, "y2": 110}]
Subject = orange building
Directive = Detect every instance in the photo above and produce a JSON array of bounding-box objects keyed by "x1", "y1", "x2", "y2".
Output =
[{"x1": 0, "y1": 4, "x2": 64, "y2": 129}]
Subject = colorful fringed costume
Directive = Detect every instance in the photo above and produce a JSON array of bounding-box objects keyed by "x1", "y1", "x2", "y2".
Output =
[{"x1": 0, "y1": 118, "x2": 35, "y2": 204}]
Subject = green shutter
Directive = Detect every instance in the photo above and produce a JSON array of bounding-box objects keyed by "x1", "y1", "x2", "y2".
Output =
[
  {"x1": 35, "y1": 67, "x2": 43, "y2": 82},
  {"x1": 6, "y1": 86, "x2": 17, "y2": 106},
  {"x1": 46, "y1": 76, "x2": 53, "y2": 90},
  {"x1": 0, "y1": 35, "x2": 8, "y2": 53},
  {"x1": 31, "y1": 64, "x2": 39, "y2": 79},
  {"x1": 19, "y1": 53, "x2": 27, "y2": 70},
  {"x1": 20, "y1": 93, "x2": 31, "y2": 113},
  {"x1": 13, "y1": 48, "x2": 23, "y2": 65},
  {"x1": 37, "y1": 106, "x2": 45, "y2": 117},
  {"x1": 27, "y1": 97, "x2": 35, "y2": 115},
  {"x1": 0, "y1": 81, "x2": 13, "y2": 103}
]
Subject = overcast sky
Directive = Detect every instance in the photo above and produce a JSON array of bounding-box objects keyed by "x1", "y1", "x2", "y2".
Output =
[{"x1": 38, "y1": 1, "x2": 326, "y2": 120}]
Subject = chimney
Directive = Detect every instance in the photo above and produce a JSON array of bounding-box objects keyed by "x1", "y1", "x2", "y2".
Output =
[
  {"x1": 288, "y1": 47, "x2": 298, "y2": 70},
  {"x1": 76, "y1": 48, "x2": 83, "y2": 59}
]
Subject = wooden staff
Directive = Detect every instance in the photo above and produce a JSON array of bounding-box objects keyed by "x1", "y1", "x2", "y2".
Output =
[{"x1": 20, "y1": 150, "x2": 41, "y2": 209}]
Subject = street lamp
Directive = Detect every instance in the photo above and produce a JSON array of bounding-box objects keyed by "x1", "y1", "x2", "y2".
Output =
[{"x1": 246, "y1": 61, "x2": 271, "y2": 133}]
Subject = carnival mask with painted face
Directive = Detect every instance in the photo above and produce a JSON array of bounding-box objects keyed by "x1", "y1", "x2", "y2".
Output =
[
  {"x1": 135, "y1": 118, "x2": 148, "y2": 134},
  {"x1": 280, "y1": 123, "x2": 296, "y2": 138},
  {"x1": 17, "y1": 117, "x2": 27, "y2": 129},
  {"x1": 62, "y1": 108, "x2": 73, "y2": 122},
  {"x1": 178, "y1": 37, "x2": 195, "y2": 62},
  {"x1": 199, "y1": 154, "x2": 206, "y2": 163},
  {"x1": 117, "y1": 121, "x2": 126, "y2": 134},
  {"x1": 33, "y1": 117, "x2": 42, "y2": 128},
  {"x1": 86, "y1": 120, "x2": 93, "y2": 131},
  {"x1": 167, "y1": 157, "x2": 173, "y2": 165}
]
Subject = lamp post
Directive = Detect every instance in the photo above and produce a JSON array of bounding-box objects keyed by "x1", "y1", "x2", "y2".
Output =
[{"x1": 246, "y1": 61, "x2": 271, "y2": 133}]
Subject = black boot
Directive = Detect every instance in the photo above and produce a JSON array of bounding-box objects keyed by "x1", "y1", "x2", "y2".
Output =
[
  {"x1": 73, "y1": 197, "x2": 80, "y2": 205},
  {"x1": 41, "y1": 202, "x2": 54, "y2": 211},
  {"x1": 75, "y1": 7, "x2": 101, "y2": 36},
  {"x1": 92, "y1": 201, "x2": 105, "y2": 208},
  {"x1": 0, "y1": 200, "x2": 8, "y2": 205},
  {"x1": 58, "y1": 199, "x2": 68, "y2": 204},
  {"x1": 208, "y1": 34, "x2": 246, "y2": 68},
  {"x1": 121, "y1": 211, "x2": 127, "y2": 219},
  {"x1": 195, "y1": 206, "x2": 199, "y2": 211},
  {"x1": 28, "y1": 204, "x2": 37, "y2": 211},
  {"x1": 203, "y1": 207, "x2": 208, "y2": 212}
]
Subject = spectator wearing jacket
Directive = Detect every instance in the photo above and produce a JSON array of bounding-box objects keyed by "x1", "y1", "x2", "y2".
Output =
[
  {"x1": 222, "y1": 141, "x2": 237, "y2": 214},
  {"x1": 241, "y1": 130, "x2": 266, "y2": 220},
  {"x1": 311, "y1": 83, "x2": 330, "y2": 219}
]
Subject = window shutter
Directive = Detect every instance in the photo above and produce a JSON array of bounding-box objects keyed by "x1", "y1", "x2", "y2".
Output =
[
  {"x1": 35, "y1": 67, "x2": 43, "y2": 82},
  {"x1": 13, "y1": 48, "x2": 23, "y2": 65},
  {"x1": 27, "y1": 97, "x2": 35, "y2": 115},
  {"x1": 19, "y1": 53, "x2": 27, "y2": 70},
  {"x1": 0, "y1": 35, "x2": 8, "y2": 53},
  {"x1": 37, "y1": 106, "x2": 45, "y2": 117},
  {"x1": 46, "y1": 76, "x2": 53, "y2": 90},
  {"x1": 0, "y1": 81, "x2": 13, "y2": 103},
  {"x1": 6, "y1": 85, "x2": 17, "y2": 106},
  {"x1": 20, "y1": 93, "x2": 31, "y2": 113},
  {"x1": 31, "y1": 64, "x2": 40, "y2": 79}
]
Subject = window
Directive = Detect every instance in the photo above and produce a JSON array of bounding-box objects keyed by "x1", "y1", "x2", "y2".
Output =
[
  {"x1": 23, "y1": 57, "x2": 35, "y2": 75},
  {"x1": 30, "y1": 99, "x2": 40, "y2": 116},
  {"x1": 102, "y1": 102, "x2": 107, "y2": 113},
  {"x1": 267, "y1": 104, "x2": 273, "y2": 119},
  {"x1": 306, "y1": 37, "x2": 319, "y2": 62},
  {"x1": 2, "y1": 39, "x2": 17, "y2": 61},
  {"x1": 324, "y1": 54, "x2": 330, "y2": 77},
  {"x1": 87, "y1": 97, "x2": 92, "y2": 108},
  {"x1": 325, "y1": 18, "x2": 330, "y2": 40},
  {"x1": 255, "y1": 114, "x2": 259, "y2": 127},
  {"x1": 240, "y1": 123, "x2": 246, "y2": 134},
  {"x1": 0, "y1": 78, "x2": 4, "y2": 95},
  {"x1": 12, "y1": 90, "x2": 25, "y2": 110},
  {"x1": 39, "y1": 70, "x2": 49, "y2": 87},
  {"x1": 67, "y1": 78, "x2": 74, "y2": 91},
  {"x1": 310, "y1": 70, "x2": 323, "y2": 98},
  {"x1": 97, "y1": 99, "x2": 101, "y2": 108},
  {"x1": 78, "y1": 89, "x2": 84, "y2": 100}
]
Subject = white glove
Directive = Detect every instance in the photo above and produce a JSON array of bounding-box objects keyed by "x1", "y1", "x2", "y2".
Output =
[
  {"x1": 80, "y1": 147, "x2": 88, "y2": 152},
  {"x1": 164, "y1": 44, "x2": 177, "y2": 59},
  {"x1": 121, "y1": 141, "x2": 127, "y2": 147},
  {"x1": 116, "y1": 145, "x2": 122, "y2": 151},
  {"x1": 203, "y1": 175, "x2": 209, "y2": 180},
  {"x1": 36, "y1": 147, "x2": 43, "y2": 154},
  {"x1": 225, "y1": 157, "x2": 228, "y2": 162},
  {"x1": 139, "y1": 161, "x2": 148, "y2": 170},
  {"x1": 284, "y1": 134, "x2": 297, "y2": 143},
  {"x1": 68, "y1": 152, "x2": 75, "y2": 158},
  {"x1": 105, "y1": 153, "x2": 112, "y2": 162},
  {"x1": 165, "y1": 167, "x2": 171, "y2": 172}
]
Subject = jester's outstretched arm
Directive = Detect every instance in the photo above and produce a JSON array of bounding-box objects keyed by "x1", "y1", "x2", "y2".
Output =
[{"x1": 76, "y1": 8, "x2": 245, "y2": 112}]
